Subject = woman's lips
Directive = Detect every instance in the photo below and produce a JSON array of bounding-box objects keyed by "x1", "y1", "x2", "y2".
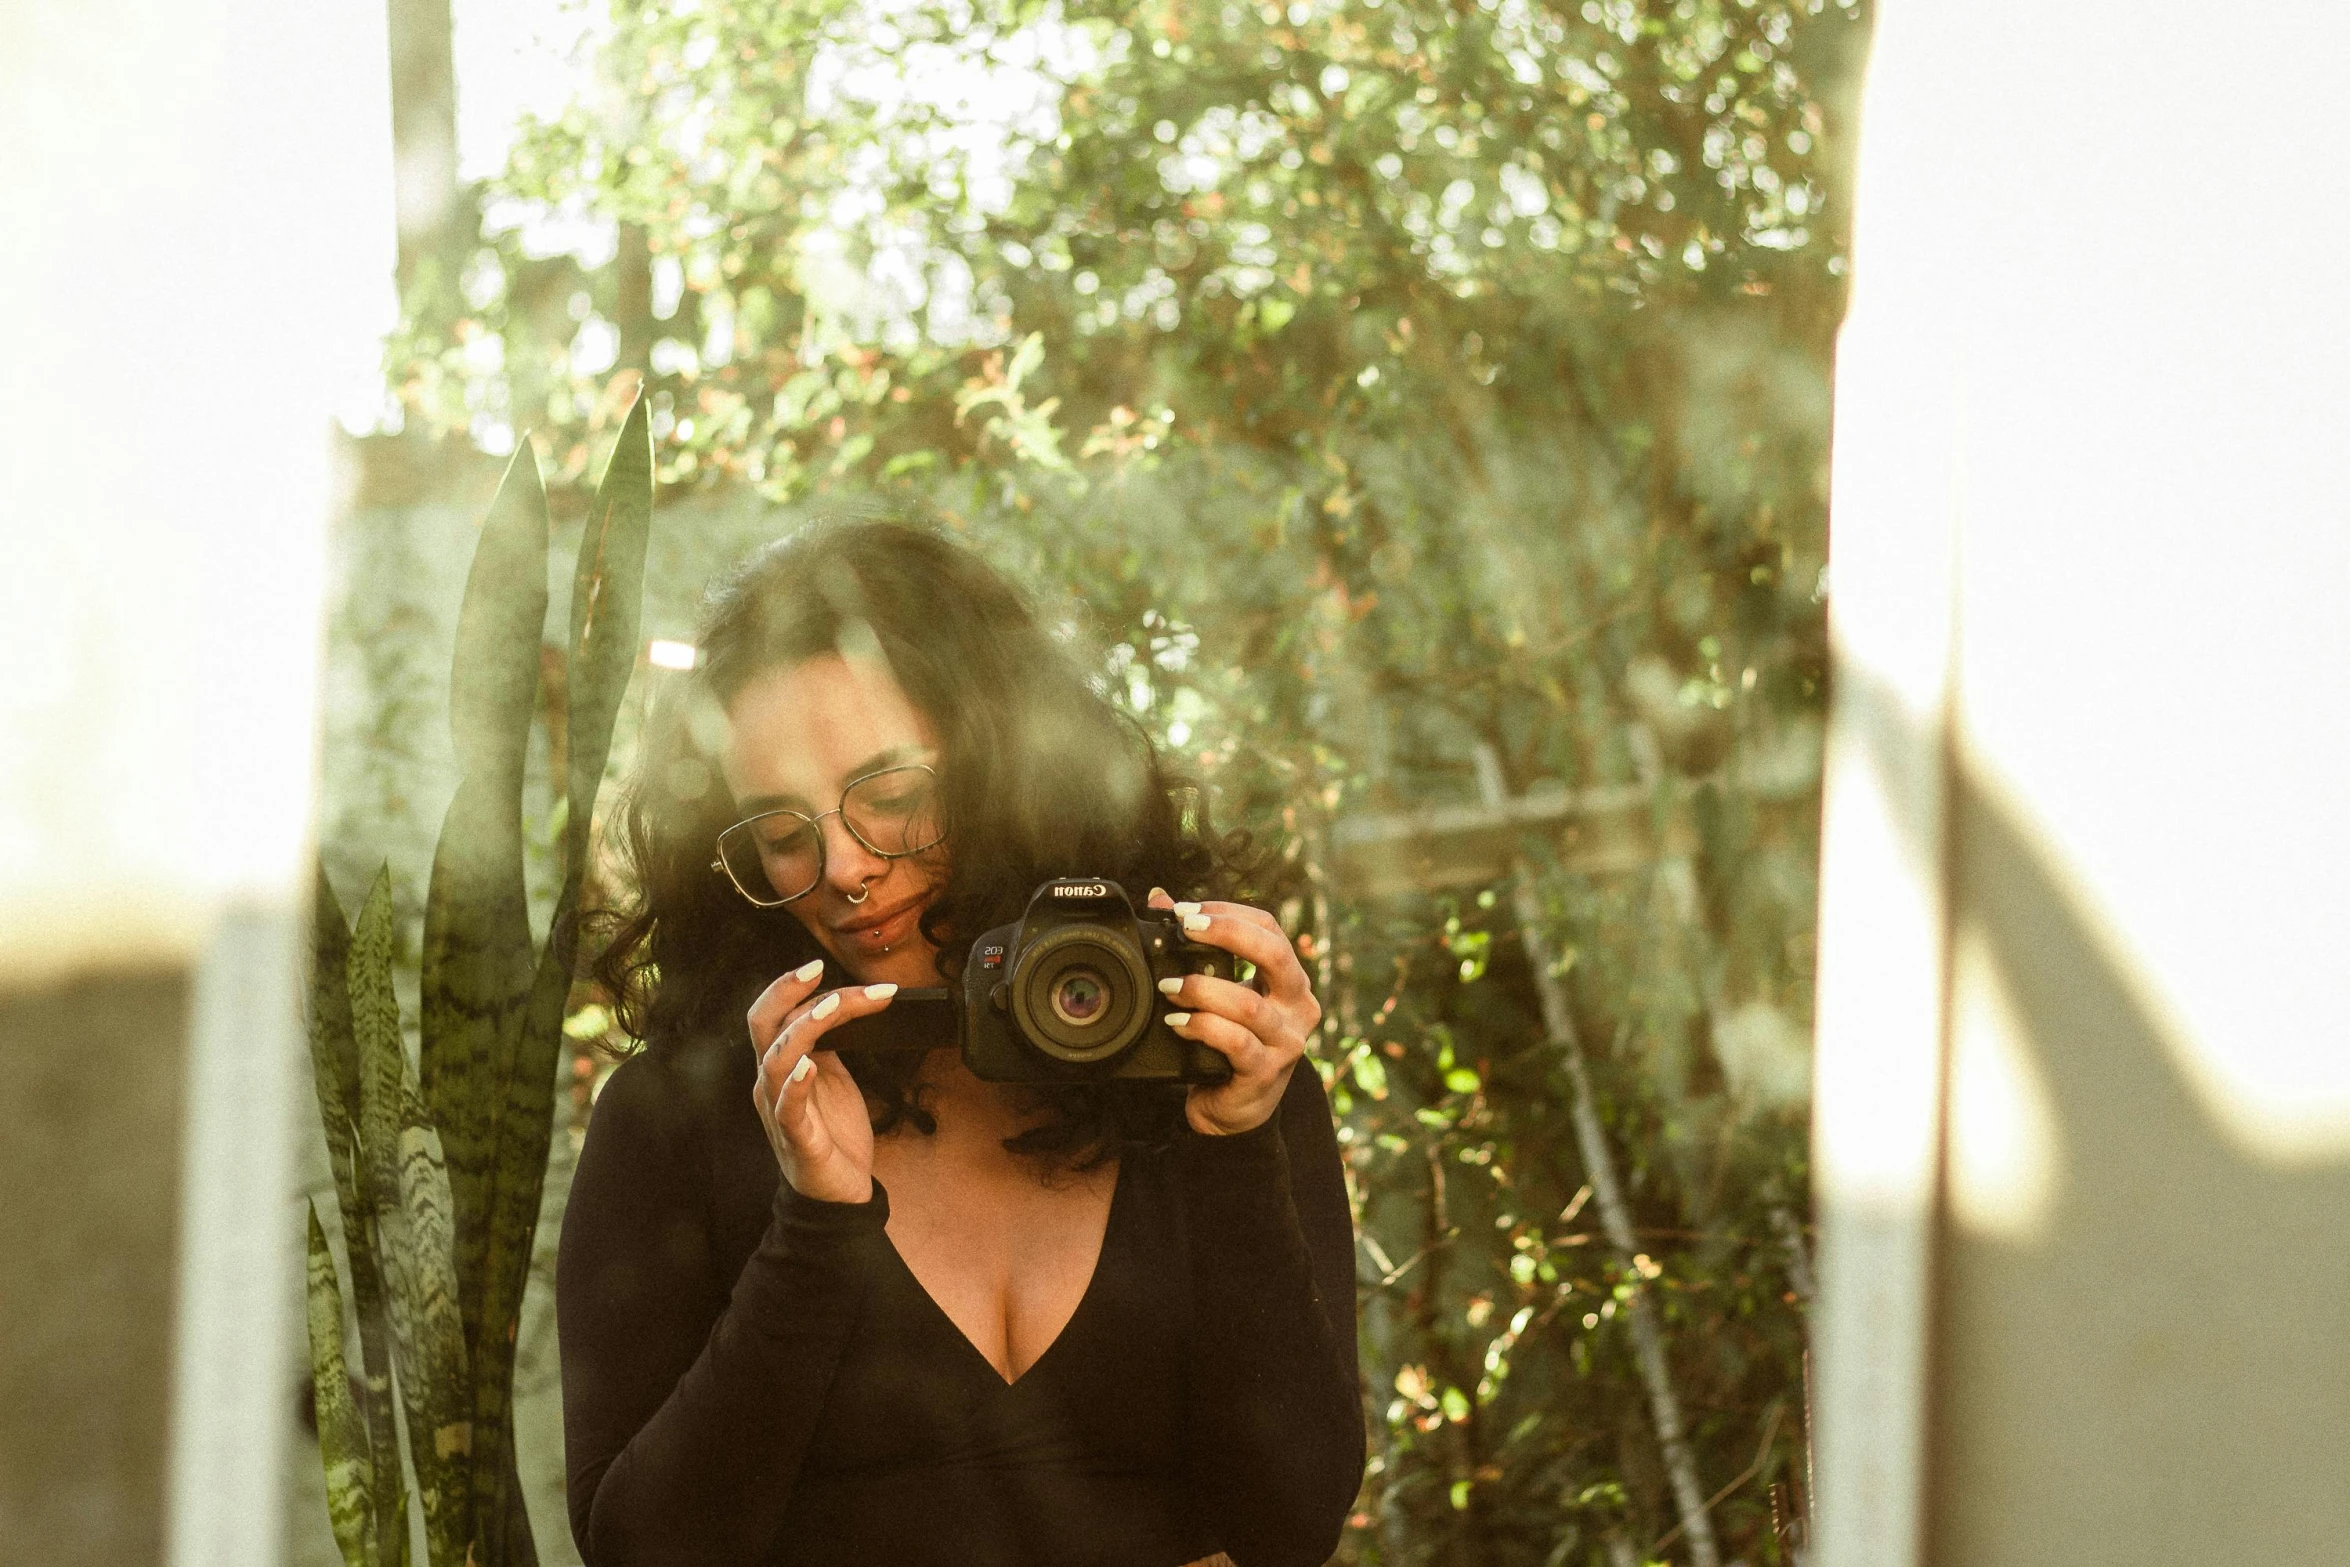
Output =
[{"x1": 832, "y1": 898, "x2": 923, "y2": 948}]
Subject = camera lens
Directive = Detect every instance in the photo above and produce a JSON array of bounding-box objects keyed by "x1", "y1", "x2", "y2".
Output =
[
  {"x1": 1008, "y1": 927, "x2": 1154, "y2": 1064},
  {"x1": 1051, "y1": 968, "x2": 1110, "y2": 1028}
]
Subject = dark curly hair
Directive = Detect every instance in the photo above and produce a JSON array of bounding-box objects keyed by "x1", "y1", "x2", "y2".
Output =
[{"x1": 591, "y1": 521, "x2": 1241, "y2": 1169}]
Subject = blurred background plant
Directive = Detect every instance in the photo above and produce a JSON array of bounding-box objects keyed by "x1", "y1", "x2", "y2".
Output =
[{"x1": 313, "y1": 0, "x2": 1868, "y2": 1560}]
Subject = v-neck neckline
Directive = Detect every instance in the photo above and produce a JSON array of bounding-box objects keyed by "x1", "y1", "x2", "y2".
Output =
[{"x1": 880, "y1": 1157, "x2": 1127, "y2": 1389}]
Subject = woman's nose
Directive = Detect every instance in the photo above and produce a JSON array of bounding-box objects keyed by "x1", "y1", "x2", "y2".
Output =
[{"x1": 818, "y1": 813, "x2": 888, "y2": 892}]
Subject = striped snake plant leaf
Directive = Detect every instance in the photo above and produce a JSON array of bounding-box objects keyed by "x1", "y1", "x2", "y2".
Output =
[
  {"x1": 306, "y1": 867, "x2": 408, "y2": 1563},
  {"x1": 308, "y1": 861, "x2": 362, "y2": 1214},
  {"x1": 477, "y1": 1410, "x2": 538, "y2": 1567},
  {"x1": 350, "y1": 869, "x2": 477, "y2": 1562},
  {"x1": 420, "y1": 439, "x2": 552, "y2": 1365},
  {"x1": 560, "y1": 392, "x2": 652, "y2": 880},
  {"x1": 467, "y1": 395, "x2": 652, "y2": 1565},
  {"x1": 349, "y1": 868, "x2": 411, "y2": 1295},
  {"x1": 395, "y1": 1080, "x2": 477, "y2": 1567},
  {"x1": 464, "y1": 925, "x2": 567, "y2": 1567},
  {"x1": 306, "y1": 1203, "x2": 377, "y2": 1567}
]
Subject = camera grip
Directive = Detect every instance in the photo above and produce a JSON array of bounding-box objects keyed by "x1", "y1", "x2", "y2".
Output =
[
  {"x1": 1175, "y1": 937, "x2": 1238, "y2": 983},
  {"x1": 820, "y1": 988, "x2": 955, "y2": 1054}
]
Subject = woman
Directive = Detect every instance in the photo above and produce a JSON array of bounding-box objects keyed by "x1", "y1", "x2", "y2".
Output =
[{"x1": 558, "y1": 522, "x2": 1364, "y2": 1567}]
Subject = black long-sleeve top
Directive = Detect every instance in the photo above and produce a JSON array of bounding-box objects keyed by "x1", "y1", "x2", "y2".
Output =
[{"x1": 555, "y1": 1025, "x2": 1365, "y2": 1567}]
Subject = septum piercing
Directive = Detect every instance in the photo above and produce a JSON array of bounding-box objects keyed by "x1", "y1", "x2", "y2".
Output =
[{"x1": 846, "y1": 883, "x2": 871, "y2": 905}]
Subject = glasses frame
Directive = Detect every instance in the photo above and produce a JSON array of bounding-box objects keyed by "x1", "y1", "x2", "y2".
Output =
[{"x1": 710, "y1": 762, "x2": 944, "y2": 908}]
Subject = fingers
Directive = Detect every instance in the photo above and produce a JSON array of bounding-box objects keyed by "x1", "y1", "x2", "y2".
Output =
[
  {"x1": 1148, "y1": 888, "x2": 1279, "y2": 940},
  {"x1": 1163, "y1": 1004, "x2": 1286, "y2": 1078},
  {"x1": 747, "y1": 958, "x2": 829, "y2": 1056},
  {"x1": 1162, "y1": 972, "x2": 1313, "y2": 1088},
  {"x1": 754, "y1": 1019, "x2": 820, "y2": 1121},
  {"x1": 754, "y1": 981, "x2": 899, "y2": 1115},
  {"x1": 1171, "y1": 901, "x2": 1318, "y2": 1009},
  {"x1": 1149, "y1": 889, "x2": 1310, "y2": 1136},
  {"x1": 752, "y1": 1043, "x2": 804, "y2": 1141},
  {"x1": 793, "y1": 982, "x2": 900, "y2": 1053},
  {"x1": 767, "y1": 1046, "x2": 831, "y2": 1145},
  {"x1": 1193, "y1": 898, "x2": 1285, "y2": 935},
  {"x1": 1149, "y1": 887, "x2": 1323, "y2": 1034},
  {"x1": 1157, "y1": 970, "x2": 1283, "y2": 1042}
]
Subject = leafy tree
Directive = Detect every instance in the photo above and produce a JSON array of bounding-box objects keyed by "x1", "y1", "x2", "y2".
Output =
[{"x1": 388, "y1": 0, "x2": 1866, "y2": 1559}]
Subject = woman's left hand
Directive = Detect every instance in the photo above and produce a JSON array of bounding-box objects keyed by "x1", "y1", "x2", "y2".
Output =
[{"x1": 1146, "y1": 889, "x2": 1324, "y2": 1137}]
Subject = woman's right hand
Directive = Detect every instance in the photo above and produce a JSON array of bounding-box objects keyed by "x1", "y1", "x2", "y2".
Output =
[{"x1": 748, "y1": 960, "x2": 898, "y2": 1204}]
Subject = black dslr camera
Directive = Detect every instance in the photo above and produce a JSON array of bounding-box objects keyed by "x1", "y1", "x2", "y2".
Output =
[{"x1": 825, "y1": 878, "x2": 1235, "y2": 1084}]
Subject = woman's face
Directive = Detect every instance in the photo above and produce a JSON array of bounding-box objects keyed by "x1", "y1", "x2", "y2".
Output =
[{"x1": 718, "y1": 652, "x2": 948, "y2": 987}]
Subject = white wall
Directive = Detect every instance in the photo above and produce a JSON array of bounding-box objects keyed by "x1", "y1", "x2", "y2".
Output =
[
  {"x1": 1813, "y1": 3, "x2": 2350, "y2": 1562},
  {"x1": 0, "y1": 0, "x2": 391, "y2": 1562}
]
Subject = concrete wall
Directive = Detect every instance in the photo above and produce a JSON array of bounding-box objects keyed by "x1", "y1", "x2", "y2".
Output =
[{"x1": 0, "y1": 970, "x2": 192, "y2": 1561}]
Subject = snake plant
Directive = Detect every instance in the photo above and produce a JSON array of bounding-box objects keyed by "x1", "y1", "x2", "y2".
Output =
[{"x1": 304, "y1": 398, "x2": 653, "y2": 1566}]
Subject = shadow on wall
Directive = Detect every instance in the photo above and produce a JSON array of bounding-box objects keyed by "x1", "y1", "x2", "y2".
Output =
[
  {"x1": 1835, "y1": 665, "x2": 2350, "y2": 1562},
  {"x1": 1934, "y1": 766, "x2": 2350, "y2": 1564}
]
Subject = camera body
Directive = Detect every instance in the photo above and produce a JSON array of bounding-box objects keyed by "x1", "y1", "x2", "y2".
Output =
[{"x1": 958, "y1": 878, "x2": 1235, "y2": 1084}]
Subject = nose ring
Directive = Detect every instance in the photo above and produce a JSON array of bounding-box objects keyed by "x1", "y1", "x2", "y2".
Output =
[{"x1": 846, "y1": 883, "x2": 871, "y2": 905}]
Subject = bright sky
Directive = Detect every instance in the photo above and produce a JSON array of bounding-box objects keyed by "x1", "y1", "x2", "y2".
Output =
[
  {"x1": 452, "y1": 0, "x2": 601, "y2": 182},
  {"x1": 344, "y1": 0, "x2": 1066, "y2": 430},
  {"x1": 338, "y1": 0, "x2": 599, "y2": 431}
]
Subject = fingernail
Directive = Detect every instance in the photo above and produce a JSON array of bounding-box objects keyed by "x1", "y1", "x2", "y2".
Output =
[
  {"x1": 762, "y1": 1040, "x2": 780, "y2": 1069},
  {"x1": 1163, "y1": 1011, "x2": 1193, "y2": 1029},
  {"x1": 1149, "y1": 886, "x2": 1169, "y2": 902},
  {"x1": 1183, "y1": 913, "x2": 1210, "y2": 932},
  {"x1": 1173, "y1": 901, "x2": 1201, "y2": 917},
  {"x1": 787, "y1": 1054, "x2": 814, "y2": 1084},
  {"x1": 811, "y1": 993, "x2": 840, "y2": 1020},
  {"x1": 1157, "y1": 977, "x2": 1183, "y2": 995},
  {"x1": 864, "y1": 983, "x2": 898, "y2": 1000},
  {"x1": 794, "y1": 959, "x2": 825, "y2": 982}
]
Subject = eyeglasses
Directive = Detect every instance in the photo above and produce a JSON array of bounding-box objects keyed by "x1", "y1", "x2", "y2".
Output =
[{"x1": 711, "y1": 763, "x2": 944, "y2": 907}]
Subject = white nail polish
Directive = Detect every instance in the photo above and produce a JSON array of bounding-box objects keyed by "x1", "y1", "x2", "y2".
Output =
[
  {"x1": 1183, "y1": 913, "x2": 1211, "y2": 932},
  {"x1": 811, "y1": 993, "x2": 840, "y2": 1020},
  {"x1": 1157, "y1": 977, "x2": 1183, "y2": 995},
  {"x1": 1173, "y1": 901, "x2": 1201, "y2": 917},
  {"x1": 1163, "y1": 1011, "x2": 1192, "y2": 1029},
  {"x1": 794, "y1": 959, "x2": 825, "y2": 982},
  {"x1": 864, "y1": 983, "x2": 898, "y2": 999},
  {"x1": 787, "y1": 1054, "x2": 814, "y2": 1084}
]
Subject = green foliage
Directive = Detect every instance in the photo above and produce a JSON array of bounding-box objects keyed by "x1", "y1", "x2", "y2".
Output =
[
  {"x1": 305, "y1": 408, "x2": 655, "y2": 1565},
  {"x1": 388, "y1": 0, "x2": 1863, "y2": 1559}
]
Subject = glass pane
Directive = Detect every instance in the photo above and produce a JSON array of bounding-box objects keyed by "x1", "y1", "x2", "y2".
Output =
[{"x1": 843, "y1": 765, "x2": 941, "y2": 857}]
